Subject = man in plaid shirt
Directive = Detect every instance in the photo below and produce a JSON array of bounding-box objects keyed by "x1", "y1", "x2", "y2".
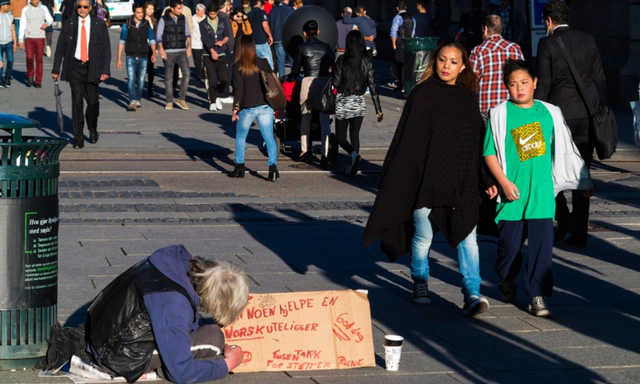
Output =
[{"x1": 470, "y1": 14, "x2": 523, "y2": 122}]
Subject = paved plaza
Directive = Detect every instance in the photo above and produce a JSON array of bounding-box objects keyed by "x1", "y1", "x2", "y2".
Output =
[{"x1": 1, "y1": 28, "x2": 640, "y2": 383}]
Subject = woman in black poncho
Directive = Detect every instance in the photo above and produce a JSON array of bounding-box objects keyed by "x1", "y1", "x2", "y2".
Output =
[{"x1": 362, "y1": 41, "x2": 493, "y2": 317}]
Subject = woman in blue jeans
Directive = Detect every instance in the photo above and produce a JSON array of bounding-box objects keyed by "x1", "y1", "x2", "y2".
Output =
[
  {"x1": 363, "y1": 42, "x2": 494, "y2": 317},
  {"x1": 231, "y1": 35, "x2": 279, "y2": 181}
]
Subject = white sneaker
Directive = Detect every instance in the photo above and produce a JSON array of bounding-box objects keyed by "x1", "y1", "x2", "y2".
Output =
[
  {"x1": 209, "y1": 103, "x2": 218, "y2": 111},
  {"x1": 45, "y1": 45, "x2": 51, "y2": 57},
  {"x1": 220, "y1": 96, "x2": 234, "y2": 104},
  {"x1": 215, "y1": 98, "x2": 223, "y2": 110}
]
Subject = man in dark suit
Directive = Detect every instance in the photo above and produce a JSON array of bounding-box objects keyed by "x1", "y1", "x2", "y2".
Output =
[
  {"x1": 534, "y1": 0, "x2": 607, "y2": 247},
  {"x1": 52, "y1": 0, "x2": 110, "y2": 148}
]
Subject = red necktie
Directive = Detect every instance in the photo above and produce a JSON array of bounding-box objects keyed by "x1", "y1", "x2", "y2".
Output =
[{"x1": 80, "y1": 20, "x2": 88, "y2": 62}]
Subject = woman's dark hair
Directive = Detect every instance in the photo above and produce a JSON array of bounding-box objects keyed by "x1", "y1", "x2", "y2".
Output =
[
  {"x1": 503, "y1": 59, "x2": 534, "y2": 85},
  {"x1": 235, "y1": 35, "x2": 259, "y2": 75},
  {"x1": 341, "y1": 30, "x2": 366, "y2": 91},
  {"x1": 419, "y1": 41, "x2": 477, "y2": 93},
  {"x1": 231, "y1": 6, "x2": 246, "y2": 17}
]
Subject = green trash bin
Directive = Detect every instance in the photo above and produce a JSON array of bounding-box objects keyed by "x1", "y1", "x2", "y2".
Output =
[
  {"x1": 0, "y1": 114, "x2": 68, "y2": 370},
  {"x1": 402, "y1": 36, "x2": 439, "y2": 97}
]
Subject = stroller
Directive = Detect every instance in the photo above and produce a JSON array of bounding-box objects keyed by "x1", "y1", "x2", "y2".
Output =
[{"x1": 272, "y1": 78, "x2": 337, "y2": 161}]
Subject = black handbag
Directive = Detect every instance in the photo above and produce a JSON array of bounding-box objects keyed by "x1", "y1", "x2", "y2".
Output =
[
  {"x1": 555, "y1": 36, "x2": 617, "y2": 160},
  {"x1": 311, "y1": 78, "x2": 336, "y2": 114},
  {"x1": 260, "y1": 70, "x2": 287, "y2": 110}
]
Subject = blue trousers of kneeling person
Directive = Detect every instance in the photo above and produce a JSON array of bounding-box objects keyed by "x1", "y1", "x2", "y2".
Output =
[
  {"x1": 411, "y1": 207, "x2": 482, "y2": 298},
  {"x1": 495, "y1": 219, "x2": 554, "y2": 298},
  {"x1": 235, "y1": 104, "x2": 278, "y2": 166}
]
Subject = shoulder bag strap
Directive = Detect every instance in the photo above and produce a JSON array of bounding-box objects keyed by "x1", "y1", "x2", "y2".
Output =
[{"x1": 553, "y1": 35, "x2": 596, "y2": 117}]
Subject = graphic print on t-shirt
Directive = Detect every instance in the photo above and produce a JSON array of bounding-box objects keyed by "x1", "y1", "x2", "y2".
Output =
[{"x1": 510, "y1": 121, "x2": 546, "y2": 162}]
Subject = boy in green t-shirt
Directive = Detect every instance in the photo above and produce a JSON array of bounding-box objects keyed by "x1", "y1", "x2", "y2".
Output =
[{"x1": 483, "y1": 59, "x2": 592, "y2": 317}]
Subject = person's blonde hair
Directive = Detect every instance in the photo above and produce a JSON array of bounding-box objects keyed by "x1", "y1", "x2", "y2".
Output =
[{"x1": 189, "y1": 257, "x2": 249, "y2": 327}]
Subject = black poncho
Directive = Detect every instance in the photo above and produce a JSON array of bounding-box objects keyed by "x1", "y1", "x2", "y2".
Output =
[{"x1": 362, "y1": 76, "x2": 486, "y2": 261}]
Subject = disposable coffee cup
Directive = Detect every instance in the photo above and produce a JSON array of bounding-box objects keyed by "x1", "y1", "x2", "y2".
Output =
[{"x1": 383, "y1": 335, "x2": 403, "y2": 371}]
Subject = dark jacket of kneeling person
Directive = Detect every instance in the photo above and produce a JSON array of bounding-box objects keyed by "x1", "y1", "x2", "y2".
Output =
[{"x1": 86, "y1": 245, "x2": 229, "y2": 383}]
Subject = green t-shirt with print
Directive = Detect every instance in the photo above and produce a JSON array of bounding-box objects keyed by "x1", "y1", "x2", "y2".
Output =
[{"x1": 483, "y1": 101, "x2": 556, "y2": 222}]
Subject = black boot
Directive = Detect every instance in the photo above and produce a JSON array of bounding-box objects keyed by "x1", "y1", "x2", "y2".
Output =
[
  {"x1": 229, "y1": 163, "x2": 245, "y2": 178},
  {"x1": 268, "y1": 165, "x2": 279, "y2": 182}
]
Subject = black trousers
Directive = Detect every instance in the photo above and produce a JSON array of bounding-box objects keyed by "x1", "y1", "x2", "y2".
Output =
[
  {"x1": 69, "y1": 59, "x2": 99, "y2": 144},
  {"x1": 147, "y1": 48, "x2": 155, "y2": 95},
  {"x1": 192, "y1": 48, "x2": 204, "y2": 80},
  {"x1": 555, "y1": 118, "x2": 594, "y2": 240},
  {"x1": 203, "y1": 55, "x2": 228, "y2": 103},
  {"x1": 335, "y1": 116, "x2": 364, "y2": 155},
  {"x1": 495, "y1": 219, "x2": 554, "y2": 298}
]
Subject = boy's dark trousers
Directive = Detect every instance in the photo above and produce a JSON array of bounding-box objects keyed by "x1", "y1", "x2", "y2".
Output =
[{"x1": 495, "y1": 219, "x2": 554, "y2": 298}]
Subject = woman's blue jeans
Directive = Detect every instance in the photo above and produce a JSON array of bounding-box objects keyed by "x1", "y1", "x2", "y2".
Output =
[
  {"x1": 411, "y1": 207, "x2": 482, "y2": 297},
  {"x1": 236, "y1": 105, "x2": 277, "y2": 166},
  {"x1": 126, "y1": 56, "x2": 148, "y2": 103}
]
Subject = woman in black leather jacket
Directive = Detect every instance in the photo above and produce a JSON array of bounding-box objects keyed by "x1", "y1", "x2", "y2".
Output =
[
  {"x1": 332, "y1": 30, "x2": 383, "y2": 176},
  {"x1": 288, "y1": 19, "x2": 334, "y2": 167}
]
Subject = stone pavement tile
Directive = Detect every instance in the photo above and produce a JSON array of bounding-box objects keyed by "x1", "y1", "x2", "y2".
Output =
[
  {"x1": 551, "y1": 346, "x2": 640, "y2": 368},
  {"x1": 617, "y1": 368, "x2": 640, "y2": 382},
  {"x1": 219, "y1": 372, "x2": 316, "y2": 383},
  {"x1": 479, "y1": 368, "x2": 636, "y2": 384},
  {"x1": 600, "y1": 325, "x2": 640, "y2": 348},
  {"x1": 287, "y1": 350, "x2": 481, "y2": 380},
  {"x1": 513, "y1": 329, "x2": 630, "y2": 349},
  {"x1": 537, "y1": 305, "x2": 640, "y2": 329}
]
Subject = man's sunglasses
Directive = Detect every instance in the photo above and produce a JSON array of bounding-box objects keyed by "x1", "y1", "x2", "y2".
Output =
[{"x1": 77, "y1": 5, "x2": 90, "y2": 9}]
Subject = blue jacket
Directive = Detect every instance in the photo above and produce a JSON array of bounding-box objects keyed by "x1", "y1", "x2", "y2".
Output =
[
  {"x1": 342, "y1": 11, "x2": 377, "y2": 50},
  {"x1": 144, "y1": 245, "x2": 228, "y2": 383},
  {"x1": 268, "y1": 2, "x2": 293, "y2": 43}
]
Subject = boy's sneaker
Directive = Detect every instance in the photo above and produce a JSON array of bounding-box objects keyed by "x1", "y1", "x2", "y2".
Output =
[
  {"x1": 413, "y1": 283, "x2": 431, "y2": 305},
  {"x1": 209, "y1": 103, "x2": 218, "y2": 111},
  {"x1": 4, "y1": 77, "x2": 10, "y2": 88},
  {"x1": 215, "y1": 98, "x2": 223, "y2": 110},
  {"x1": 499, "y1": 280, "x2": 517, "y2": 303},
  {"x1": 127, "y1": 102, "x2": 137, "y2": 111},
  {"x1": 527, "y1": 296, "x2": 551, "y2": 317},
  {"x1": 462, "y1": 295, "x2": 489, "y2": 317},
  {"x1": 176, "y1": 99, "x2": 189, "y2": 110}
]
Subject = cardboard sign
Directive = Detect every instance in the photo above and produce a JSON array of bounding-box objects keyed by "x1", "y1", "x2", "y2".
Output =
[{"x1": 223, "y1": 290, "x2": 375, "y2": 372}]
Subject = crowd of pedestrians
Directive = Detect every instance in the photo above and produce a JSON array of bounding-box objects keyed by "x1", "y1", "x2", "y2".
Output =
[{"x1": 2, "y1": 0, "x2": 613, "y2": 318}]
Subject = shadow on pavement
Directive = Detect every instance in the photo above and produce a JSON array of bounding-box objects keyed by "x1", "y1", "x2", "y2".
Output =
[
  {"x1": 160, "y1": 132, "x2": 233, "y2": 172},
  {"x1": 228, "y1": 203, "x2": 613, "y2": 381}
]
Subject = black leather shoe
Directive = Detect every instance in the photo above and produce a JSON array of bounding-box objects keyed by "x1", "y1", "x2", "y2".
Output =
[
  {"x1": 72, "y1": 142, "x2": 84, "y2": 149},
  {"x1": 229, "y1": 163, "x2": 245, "y2": 178},
  {"x1": 26, "y1": 79, "x2": 33, "y2": 87},
  {"x1": 89, "y1": 133, "x2": 99, "y2": 144},
  {"x1": 319, "y1": 156, "x2": 328, "y2": 169},
  {"x1": 268, "y1": 165, "x2": 279, "y2": 182},
  {"x1": 34, "y1": 83, "x2": 42, "y2": 88},
  {"x1": 564, "y1": 234, "x2": 587, "y2": 248}
]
